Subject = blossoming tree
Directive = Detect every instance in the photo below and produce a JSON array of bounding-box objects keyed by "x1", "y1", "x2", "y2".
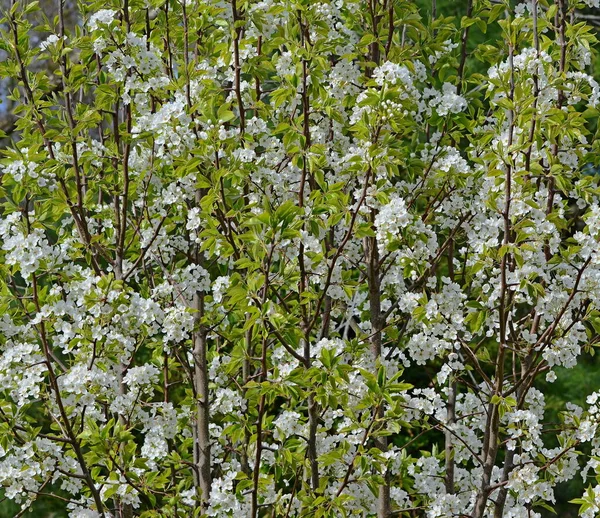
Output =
[{"x1": 2, "y1": 0, "x2": 600, "y2": 516}]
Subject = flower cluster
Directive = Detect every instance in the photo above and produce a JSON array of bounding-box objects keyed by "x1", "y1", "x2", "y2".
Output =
[{"x1": 0, "y1": 0, "x2": 599, "y2": 517}]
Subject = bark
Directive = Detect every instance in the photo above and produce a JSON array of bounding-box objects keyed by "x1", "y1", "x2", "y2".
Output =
[
  {"x1": 366, "y1": 230, "x2": 390, "y2": 518},
  {"x1": 444, "y1": 379, "x2": 456, "y2": 494},
  {"x1": 192, "y1": 291, "x2": 212, "y2": 509},
  {"x1": 474, "y1": 35, "x2": 515, "y2": 518}
]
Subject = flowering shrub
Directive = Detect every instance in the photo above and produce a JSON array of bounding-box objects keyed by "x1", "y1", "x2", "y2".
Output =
[{"x1": 1, "y1": 0, "x2": 600, "y2": 516}]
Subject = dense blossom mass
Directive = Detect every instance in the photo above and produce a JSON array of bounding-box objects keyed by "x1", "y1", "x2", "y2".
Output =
[{"x1": 2, "y1": 0, "x2": 600, "y2": 517}]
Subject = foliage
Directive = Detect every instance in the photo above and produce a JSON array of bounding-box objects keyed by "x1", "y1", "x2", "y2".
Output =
[{"x1": 2, "y1": 0, "x2": 600, "y2": 517}]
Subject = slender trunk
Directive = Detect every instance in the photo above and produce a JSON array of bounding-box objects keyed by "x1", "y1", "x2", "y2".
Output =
[
  {"x1": 366, "y1": 230, "x2": 390, "y2": 518},
  {"x1": 365, "y1": 5, "x2": 387, "y2": 513},
  {"x1": 456, "y1": 0, "x2": 473, "y2": 95},
  {"x1": 307, "y1": 390, "x2": 320, "y2": 491},
  {"x1": 297, "y1": 12, "x2": 320, "y2": 494},
  {"x1": 192, "y1": 183, "x2": 211, "y2": 508},
  {"x1": 114, "y1": 257, "x2": 134, "y2": 518},
  {"x1": 231, "y1": 0, "x2": 245, "y2": 132},
  {"x1": 494, "y1": 353, "x2": 533, "y2": 517},
  {"x1": 473, "y1": 397, "x2": 501, "y2": 516},
  {"x1": 241, "y1": 319, "x2": 252, "y2": 476},
  {"x1": 474, "y1": 34, "x2": 515, "y2": 518},
  {"x1": 251, "y1": 332, "x2": 268, "y2": 518},
  {"x1": 444, "y1": 379, "x2": 456, "y2": 494},
  {"x1": 251, "y1": 393, "x2": 265, "y2": 517},
  {"x1": 546, "y1": 0, "x2": 566, "y2": 260},
  {"x1": 192, "y1": 291, "x2": 211, "y2": 508},
  {"x1": 445, "y1": 239, "x2": 456, "y2": 494}
]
